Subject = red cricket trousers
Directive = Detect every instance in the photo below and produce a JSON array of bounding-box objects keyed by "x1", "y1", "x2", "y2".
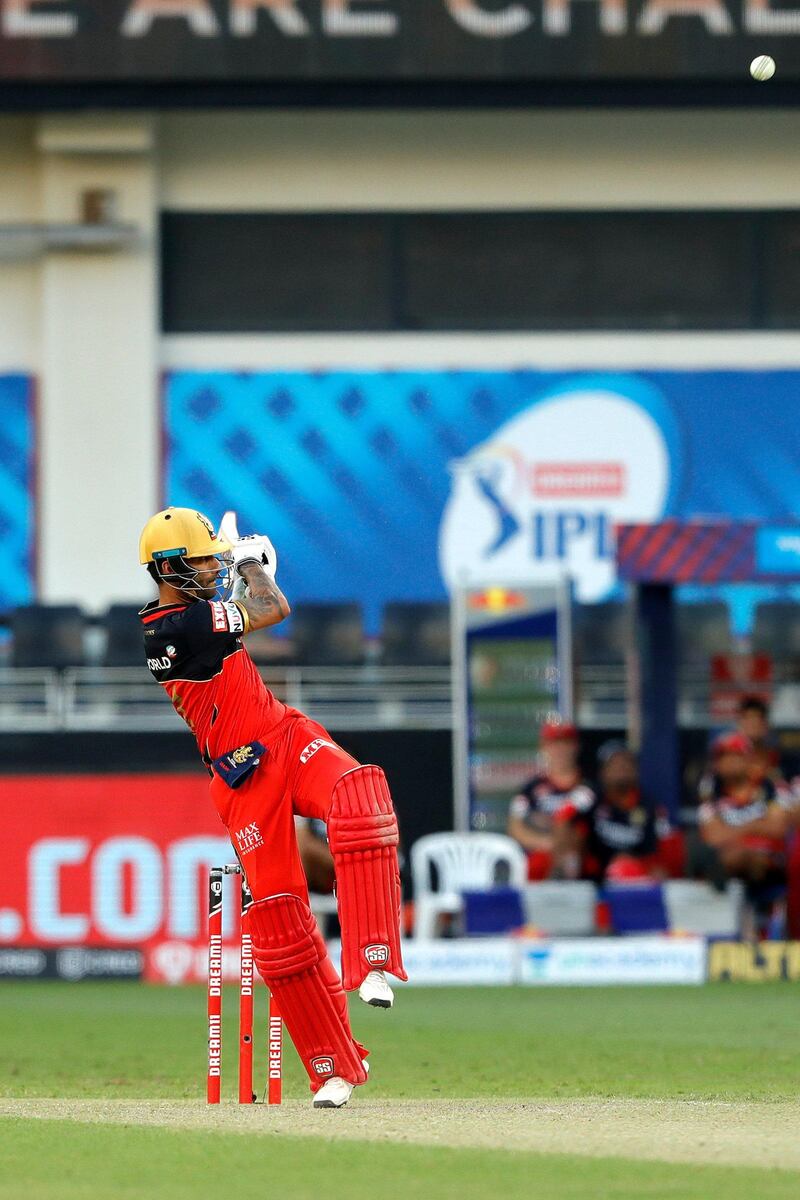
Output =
[{"x1": 208, "y1": 708, "x2": 359, "y2": 903}]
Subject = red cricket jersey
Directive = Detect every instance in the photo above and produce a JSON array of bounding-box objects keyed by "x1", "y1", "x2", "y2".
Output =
[
  {"x1": 698, "y1": 775, "x2": 794, "y2": 858},
  {"x1": 140, "y1": 598, "x2": 288, "y2": 763}
]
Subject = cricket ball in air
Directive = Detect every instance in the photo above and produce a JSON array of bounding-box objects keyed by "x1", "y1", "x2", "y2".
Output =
[{"x1": 750, "y1": 55, "x2": 776, "y2": 81}]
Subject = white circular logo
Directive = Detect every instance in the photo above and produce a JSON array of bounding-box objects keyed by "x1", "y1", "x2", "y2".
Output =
[{"x1": 438, "y1": 388, "x2": 671, "y2": 602}]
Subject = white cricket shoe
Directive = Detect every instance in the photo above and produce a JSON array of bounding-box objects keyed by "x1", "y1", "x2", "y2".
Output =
[
  {"x1": 358, "y1": 969, "x2": 394, "y2": 1009},
  {"x1": 313, "y1": 1076, "x2": 355, "y2": 1109},
  {"x1": 312, "y1": 1061, "x2": 369, "y2": 1110}
]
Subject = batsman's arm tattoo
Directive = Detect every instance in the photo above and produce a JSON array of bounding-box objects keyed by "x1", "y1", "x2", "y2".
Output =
[{"x1": 237, "y1": 563, "x2": 291, "y2": 631}]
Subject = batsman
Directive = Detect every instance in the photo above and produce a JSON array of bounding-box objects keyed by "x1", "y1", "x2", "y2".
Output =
[{"x1": 139, "y1": 507, "x2": 407, "y2": 1108}]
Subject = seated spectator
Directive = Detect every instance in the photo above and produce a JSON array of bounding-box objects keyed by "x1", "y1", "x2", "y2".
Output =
[
  {"x1": 554, "y1": 741, "x2": 673, "y2": 883},
  {"x1": 736, "y1": 695, "x2": 783, "y2": 783},
  {"x1": 685, "y1": 698, "x2": 782, "y2": 818},
  {"x1": 697, "y1": 731, "x2": 797, "y2": 887},
  {"x1": 506, "y1": 720, "x2": 595, "y2": 880}
]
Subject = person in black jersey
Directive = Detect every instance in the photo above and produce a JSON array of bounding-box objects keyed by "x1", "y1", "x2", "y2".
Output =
[
  {"x1": 507, "y1": 721, "x2": 595, "y2": 880},
  {"x1": 554, "y1": 742, "x2": 662, "y2": 883}
]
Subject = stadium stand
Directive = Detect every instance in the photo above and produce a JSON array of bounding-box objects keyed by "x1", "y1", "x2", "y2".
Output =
[
  {"x1": 287, "y1": 603, "x2": 366, "y2": 667},
  {"x1": 752, "y1": 601, "x2": 800, "y2": 658},
  {"x1": 10, "y1": 604, "x2": 86, "y2": 670},
  {"x1": 676, "y1": 601, "x2": 732, "y2": 663},
  {"x1": 572, "y1": 601, "x2": 630, "y2": 666},
  {"x1": 380, "y1": 602, "x2": 451, "y2": 666},
  {"x1": 103, "y1": 603, "x2": 148, "y2": 668}
]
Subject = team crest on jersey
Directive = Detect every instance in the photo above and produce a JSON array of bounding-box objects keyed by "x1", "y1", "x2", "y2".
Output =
[{"x1": 166, "y1": 645, "x2": 177, "y2": 658}]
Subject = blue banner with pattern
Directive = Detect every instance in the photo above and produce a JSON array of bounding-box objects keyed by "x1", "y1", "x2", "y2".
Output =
[
  {"x1": 0, "y1": 375, "x2": 36, "y2": 612},
  {"x1": 163, "y1": 369, "x2": 800, "y2": 633}
]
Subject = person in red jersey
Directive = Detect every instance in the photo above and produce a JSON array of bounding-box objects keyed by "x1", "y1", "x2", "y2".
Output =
[
  {"x1": 506, "y1": 721, "x2": 595, "y2": 880},
  {"x1": 139, "y1": 507, "x2": 406, "y2": 1109}
]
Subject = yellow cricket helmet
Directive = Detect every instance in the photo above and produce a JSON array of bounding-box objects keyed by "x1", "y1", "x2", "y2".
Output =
[
  {"x1": 139, "y1": 508, "x2": 233, "y2": 600},
  {"x1": 139, "y1": 507, "x2": 230, "y2": 565}
]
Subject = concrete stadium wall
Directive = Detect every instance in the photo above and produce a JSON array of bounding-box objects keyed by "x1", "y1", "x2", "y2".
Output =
[
  {"x1": 0, "y1": 114, "x2": 157, "y2": 611},
  {"x1": 160, "y1": 109, "x2": 800, "y2": 211},
  {"x1": 3, "y1": 108, "x2": 800, "y2": 607}
]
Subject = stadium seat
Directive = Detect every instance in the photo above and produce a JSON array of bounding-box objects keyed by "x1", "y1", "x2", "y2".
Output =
[
  {"x1": 663, "y1": 879, "x2": 744, "y2": 937},
  {"x1": 752, "y1": 602, "x2": 800, "y2": 658},
  {"x1": 103, "y1": 602, "x2": 147, "y2": 667},
  {"x1": 410, "y1": 832, "x2": 527, "y2": 939},
  {"x1": 10, "y1": 604, "x2": 86, "y2": 669},
  {"x1": 572, "y1": 601, "x2": 630, "y2": 666},
  {"x1": 524, "y1": 881, "x2": 598, "y2": 936},
  {"x1": 380, "y1": 602, "x2": 451, "y2": 666},
  {"x1": 676, "y1": 602, "x2": 732, "y2": 662},
  {"x1": 462, "y1": 887, "x2": 526, "y2": 935},
  {"x1": 603, "y1": 883, "x2": 669, "y2": 934},
  {"x1": 287, "y1": 603, "x2": 365, "y2": 666}
]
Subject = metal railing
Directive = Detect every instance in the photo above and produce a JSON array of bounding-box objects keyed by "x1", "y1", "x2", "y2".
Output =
[
  {"x1": 0, "y1": 665, "x2": 454, "y2": 733},
  {"x1": 0, "y1": 669, "x2": 65, "y2": 731},
  {"x1": 576, "y1": 661, "x2": 800, "y2": 730},
  {"x1": 0, "y1": 662, "x2": 797, "y2": 733}
]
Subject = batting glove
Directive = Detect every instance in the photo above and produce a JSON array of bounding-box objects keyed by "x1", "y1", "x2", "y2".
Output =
[{"x1": 231, "y1": 534, "x2": 278, "y2": 579}]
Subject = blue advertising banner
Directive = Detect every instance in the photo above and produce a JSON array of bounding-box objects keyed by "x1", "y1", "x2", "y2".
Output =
[
  {"x1": 755, "y1": 527, "x2": 800, "y2": 577},
  {"x1": 0, "y1": 375, "x2": 36, "y2": 612},
  {"x1": 163, "y1": 369, "x2": 800, "y2": 632}
]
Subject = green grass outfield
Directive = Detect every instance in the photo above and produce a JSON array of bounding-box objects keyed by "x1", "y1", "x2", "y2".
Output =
[{"x1": 1, "y1": 983, "x2": 798, "y2": 1198}]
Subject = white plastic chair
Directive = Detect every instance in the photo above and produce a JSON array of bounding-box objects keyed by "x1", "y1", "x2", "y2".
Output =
[{"x1": 411, "y1": 832, "x2": 527, "y2": 939}]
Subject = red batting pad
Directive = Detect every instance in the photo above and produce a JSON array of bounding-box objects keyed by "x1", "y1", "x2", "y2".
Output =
[
  {"x1": 249, "y1": 893, "x2": 368, "y2": 1093},
  {"x1": 328, "y1": 766, "x2": 408, "y2": 990}
]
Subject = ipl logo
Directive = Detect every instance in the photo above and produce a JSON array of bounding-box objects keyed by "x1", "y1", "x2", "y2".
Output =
[{"x1": 438, "y1": 382, "x2": 674, "y2": 602}]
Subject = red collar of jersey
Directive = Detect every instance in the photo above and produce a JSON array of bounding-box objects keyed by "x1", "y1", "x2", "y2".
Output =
[{"x1": 139, "y1": 599, "x2": 189, "y2": 625}]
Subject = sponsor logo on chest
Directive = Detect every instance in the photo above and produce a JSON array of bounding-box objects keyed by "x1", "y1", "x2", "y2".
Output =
[
  {"x1": 535, "y1": 789, "x2": 569, "y2": 815},
  {"x1": 234, "y1": 822, "x2": 264, "y2": 855},
  {"x1": 595, "y1": 816, "x2": 644, "y2": 849},
  {"x1": 147, "y1": 656, "x2": 172, "y2": 672},
  {"x1": 721, "y1": 799, "x2": 769, "y2": 827}
]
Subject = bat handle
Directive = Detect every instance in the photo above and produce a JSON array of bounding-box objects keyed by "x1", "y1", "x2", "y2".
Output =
[{"x1": 220, "y1": 510, "x2": 240, "y2": 544}]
